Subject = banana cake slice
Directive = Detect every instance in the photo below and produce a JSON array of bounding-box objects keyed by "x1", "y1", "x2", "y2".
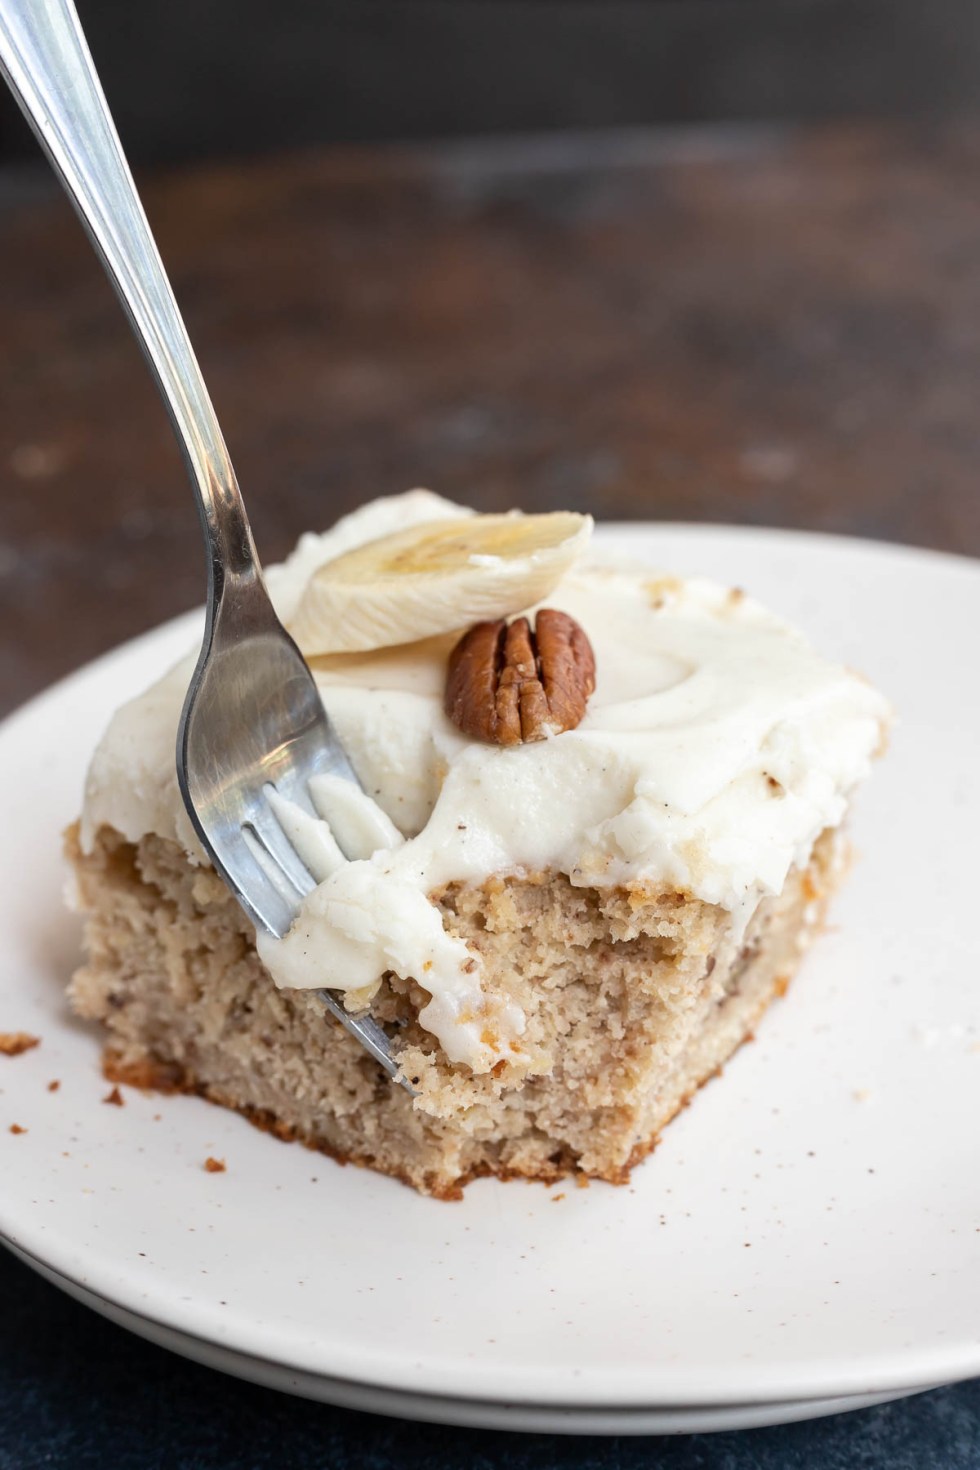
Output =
[{"x1": 67, "y1": 490, "x2": 889, "y2": 1197}]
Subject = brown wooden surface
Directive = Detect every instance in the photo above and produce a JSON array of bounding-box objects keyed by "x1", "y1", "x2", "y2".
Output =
[{"x1": 2, "y1": 121, "x2": 980, "y2": 718}]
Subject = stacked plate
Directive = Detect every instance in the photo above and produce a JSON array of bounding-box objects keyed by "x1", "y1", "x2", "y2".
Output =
[{"x1": 3, "y1": 526, "x2": 979, "y2": 1435}]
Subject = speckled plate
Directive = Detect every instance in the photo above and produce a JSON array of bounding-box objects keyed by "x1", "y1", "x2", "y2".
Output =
[
  {"x1": 2, "y1": 525, "x2": 980, "y2": 1432},
  {"x1": 0, "y1": 1240, "x2": 928, "y2": 1436}
]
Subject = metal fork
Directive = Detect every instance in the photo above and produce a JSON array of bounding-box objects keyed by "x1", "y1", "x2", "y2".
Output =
[{"x1": 0, "y1": 0, "x2": 406, "y2": 1084}]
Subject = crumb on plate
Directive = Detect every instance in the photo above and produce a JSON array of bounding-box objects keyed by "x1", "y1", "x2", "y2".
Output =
[{"x1": 0, "y1": 1032, "x2": 40, "y2": 1057}]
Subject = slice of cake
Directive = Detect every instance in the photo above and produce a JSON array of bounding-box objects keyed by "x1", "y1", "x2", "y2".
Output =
[{"x1": 67, "y1": 491, "x2": 889, "y2": 1198}]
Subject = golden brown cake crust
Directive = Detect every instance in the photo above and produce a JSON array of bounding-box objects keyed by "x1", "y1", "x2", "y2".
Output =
[{"x1": 102, "y1": 1046, "x2": 749, "y2": 1199}]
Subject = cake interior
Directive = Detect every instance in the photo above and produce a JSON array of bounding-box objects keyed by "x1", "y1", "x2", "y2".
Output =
[{"x1": 67, "y1": 823, "x2": 840, "y2": 1199}]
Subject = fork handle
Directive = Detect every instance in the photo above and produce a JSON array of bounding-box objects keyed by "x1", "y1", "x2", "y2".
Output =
[{"x1": 0, "y1": 0, "x2": 261, "y2": 603}]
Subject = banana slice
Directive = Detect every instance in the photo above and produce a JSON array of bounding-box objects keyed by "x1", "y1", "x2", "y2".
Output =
[{"x1": 288, "y1": 511, "x2": 593, "y2": 655}]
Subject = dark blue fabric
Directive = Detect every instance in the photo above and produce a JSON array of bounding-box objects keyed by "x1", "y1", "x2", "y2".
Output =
[{"x1": 3, "y1": 1246, "x2": 979, "y2": 1470}]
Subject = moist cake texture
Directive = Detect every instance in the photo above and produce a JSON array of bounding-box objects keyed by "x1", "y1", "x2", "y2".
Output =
[{"x1": 68, "y1": 492, "x2": 889, "y2": 1196}]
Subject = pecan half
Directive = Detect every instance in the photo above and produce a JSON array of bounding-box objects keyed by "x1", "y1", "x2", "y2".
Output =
[{"x1": 445, "y1": 609, "x2": 596, "y2": 745}]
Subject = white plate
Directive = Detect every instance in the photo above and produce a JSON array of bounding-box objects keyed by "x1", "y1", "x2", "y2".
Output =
[
  {"x1": 0, "y1": 1241, "x2": 925, "y2": 1437},
  {"x1": 2, "y1": 524, "x2": 980, "y2": 1431}
]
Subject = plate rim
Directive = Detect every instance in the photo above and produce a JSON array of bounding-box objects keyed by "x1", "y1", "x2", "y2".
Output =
[{"x1": 0, "y1": 1237, "x2": 943, "y2": 1429}]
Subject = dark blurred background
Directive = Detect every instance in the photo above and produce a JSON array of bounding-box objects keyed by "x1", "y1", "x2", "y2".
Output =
[
  {"x1": 6, "y1": 0, "x2": 980, "y2": 710},
  {"x1": 2, "y1": 0, "x2": 980, "y2": 167}
]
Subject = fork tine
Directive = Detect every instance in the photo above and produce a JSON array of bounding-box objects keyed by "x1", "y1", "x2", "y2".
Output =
[
  {"x1": 266, "y1": 764, "x2": 321, "y2": 821},
  {"x1": 264, "y1": 784, "x2": 345, "y2": 882},
  {"x1": 308, "y1": 773, "x2": 401, "y2": 860},
  {"x1": 214, "y1": 826, "x2": 300, "y2": 940},
  {"x1": 240, "y1": 824, "x2": 303, "y2": 898},
  {"x1": 245, "y1": 806, "x2": 318, "y2": 899},
  {"x1": 315, "y1": 991, "x2": 411, "y2": 1086}
]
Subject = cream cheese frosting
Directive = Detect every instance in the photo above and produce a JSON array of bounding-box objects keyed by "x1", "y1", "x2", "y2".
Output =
[{"x1": 80, "y1": 490, "x2": 890, "y2": 1072}]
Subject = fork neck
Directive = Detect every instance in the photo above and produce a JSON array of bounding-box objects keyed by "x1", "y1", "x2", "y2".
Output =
[{"x1": 194, "y1": 449, "x2": 265, "y2": 607}]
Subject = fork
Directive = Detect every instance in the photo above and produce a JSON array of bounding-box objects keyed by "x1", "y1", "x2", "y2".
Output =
[{"x1": 0, "y1": 0, "x2": 407, "y2": 1085}]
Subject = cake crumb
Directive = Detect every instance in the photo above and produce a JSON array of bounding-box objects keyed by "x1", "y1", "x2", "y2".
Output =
[
  {"x1": 9, "y1": 1124, "x2": 26, "y2": 1135},
  {"x1": 551, "y1": 1192, "x2": 566, "y2": 1203},
  {"x1": 0, "y1": 1032, "x2": 40, "y2": 1057},
  {"x1": 102, "y1": 1086, "x2": 124, "y2": 1106},
  {"x1": 204, "y1": 1156, "x2": 226, "y2": 1173},
  {"x1": 47, "y1": 1080, "x2": 60, "y2": 1092}
]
